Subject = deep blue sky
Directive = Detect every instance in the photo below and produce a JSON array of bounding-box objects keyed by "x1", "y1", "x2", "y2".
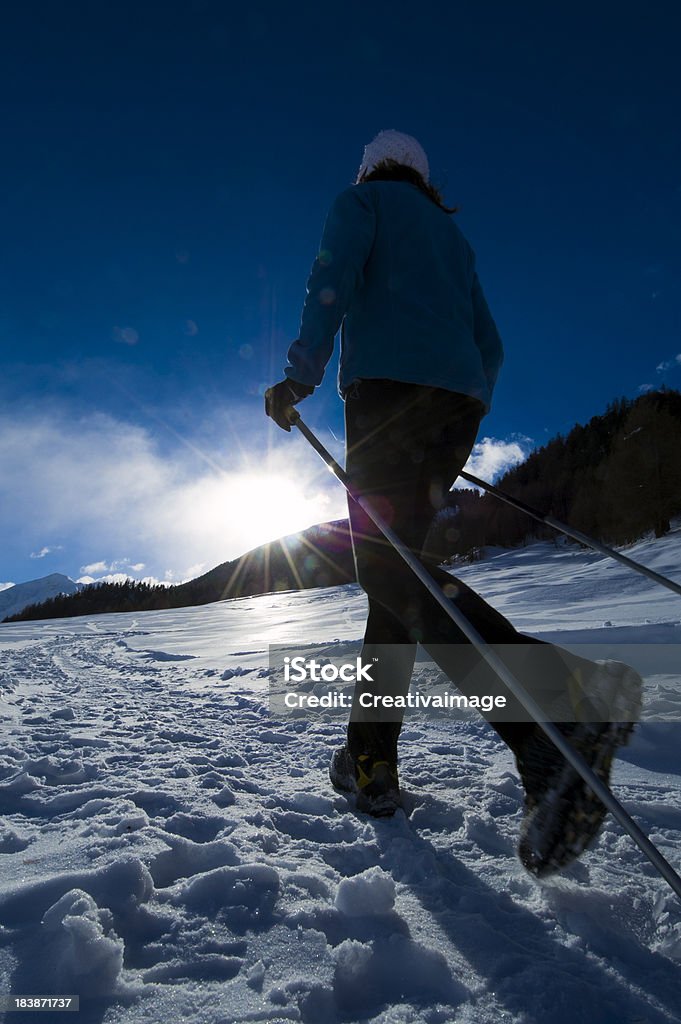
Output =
[{"x1": 1, "y1": 1, "x2": 680, "y2": 586}]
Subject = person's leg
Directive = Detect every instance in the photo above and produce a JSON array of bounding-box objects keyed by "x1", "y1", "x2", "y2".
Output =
[
  {"x1": 345, "y1": 382, "x2": 522, "y2": 651},
  {"x1": 338, "y1": 381, "x2": 470, "y2": 812},
  {"x1": 346, "y1": 382, "x2": 609, "y2": 744},
  {"x1": 404, "y1": 402, "x2": 642, "y2": 879},
  {"x1": 343, "y1": 381, "x2": 427, "y2": 767},
  {"x1": 347, "y1": 600, "x2": 416, "y2": 764},
  {"x1": 344, "y1": 381, "x2": 540, "y2": 754},
  {"x1": 344, "y1": 381, "x2": 534, "y2": 767}
]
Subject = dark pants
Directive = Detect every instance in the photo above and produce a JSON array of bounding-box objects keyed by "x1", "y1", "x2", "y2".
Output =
[{"x1": 344, "y1": 380, "x2": 564, "y2": 764}]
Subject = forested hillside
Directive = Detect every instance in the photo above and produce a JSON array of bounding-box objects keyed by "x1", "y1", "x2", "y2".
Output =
[{"x1": 427, "y1": 388, "x2": 681, "y2": 561}]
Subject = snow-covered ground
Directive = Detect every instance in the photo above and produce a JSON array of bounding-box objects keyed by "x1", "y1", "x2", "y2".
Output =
[{"x1": 1, "y1": 530, "x2": 681, "y2": 1023}]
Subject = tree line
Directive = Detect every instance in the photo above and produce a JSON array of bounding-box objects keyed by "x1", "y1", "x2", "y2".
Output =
[{"x1": 426, "y1": 387, "x2": 681, "y2": 561}]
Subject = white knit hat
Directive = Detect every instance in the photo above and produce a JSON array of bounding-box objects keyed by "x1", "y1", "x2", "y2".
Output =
[{"x1": 356, "y1": 129, "x2": 430, "y2": 183}]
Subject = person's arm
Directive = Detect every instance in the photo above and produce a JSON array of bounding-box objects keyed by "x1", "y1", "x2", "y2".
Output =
[
  {"x1": 471, "y1": 269, "x2": 504, "y2": 393},
  {"x1": 284, "y1": 186, "x2": 376, "y2": 388}
]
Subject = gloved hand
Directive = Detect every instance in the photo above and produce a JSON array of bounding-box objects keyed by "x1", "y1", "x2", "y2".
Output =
[{"x1": 264, "y1": 378, "x2": 314, "y2": 431}]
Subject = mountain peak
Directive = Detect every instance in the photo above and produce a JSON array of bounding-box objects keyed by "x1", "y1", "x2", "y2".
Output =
[{"x1": 0, "y1": 573, "x2": 81, "y2": 622}]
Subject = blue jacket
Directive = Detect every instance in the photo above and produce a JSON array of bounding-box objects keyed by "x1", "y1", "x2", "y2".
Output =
[{"x1": 285, "y1": 180, "x2": 503, "y2": 413}]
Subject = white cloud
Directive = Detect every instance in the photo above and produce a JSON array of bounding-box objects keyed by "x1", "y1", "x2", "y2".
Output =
[
  {"x1": 79, "y1": 558, "x2": 147, "y2": 575},
  {"x1": 30, "y1": 545, "x2": 62, "y2": 559},
  {"x1": 638, "y1": 383, "x2": 654, "y2": 393},
  {"x1": 656, "y1": 353, "x2": 681, "y2": 373},
  {"x1": 0, "y1": 408, "x2": 346, "y2": 583},
  {"x1": 80, "y1": 561, "x2": 109, "y2": 575},
  {"x1": 460, "y1": 435, "x2": 531, "y2": 485}
]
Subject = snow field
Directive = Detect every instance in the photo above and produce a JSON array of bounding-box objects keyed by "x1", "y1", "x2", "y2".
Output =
[{"x1": 1, "y1": 533, "x2": 681, "y2": 1022}]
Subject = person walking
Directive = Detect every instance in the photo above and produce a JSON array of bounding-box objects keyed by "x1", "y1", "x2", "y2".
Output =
[{"x1": 265, "y1": 130, "x2": 641, "y2": 878}]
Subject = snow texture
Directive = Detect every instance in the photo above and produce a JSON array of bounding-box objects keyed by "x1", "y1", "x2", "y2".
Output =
[{"x1": 1, "y1": 529, "x2": 681, "y2": 1022}]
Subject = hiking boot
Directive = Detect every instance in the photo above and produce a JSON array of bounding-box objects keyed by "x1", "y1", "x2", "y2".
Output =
[
  {"x1": 329, "y1": 745, "x2": 357, "y2": 795},
  {"x1": 516, "y1": 659, "x2": 642, "y2": 877},
  {"x1": 329, "y1": 744, "x2": 401, "y2": 818}
]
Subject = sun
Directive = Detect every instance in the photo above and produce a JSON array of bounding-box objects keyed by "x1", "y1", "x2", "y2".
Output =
[
  {"x1": 228, "y1": 471, "x2": 330, "y2": 550},
  {"x1": 178, "y1": 468, "x2": 335, "y2": 563}
]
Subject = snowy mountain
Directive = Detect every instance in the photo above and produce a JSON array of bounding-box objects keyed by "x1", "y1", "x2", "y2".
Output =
[
  {"x1": 0, "y1": 573, "x2": 80, "y2": 622},
  {"x1": 0, "y1": 532, "x2": 680, "y2": 1022}
]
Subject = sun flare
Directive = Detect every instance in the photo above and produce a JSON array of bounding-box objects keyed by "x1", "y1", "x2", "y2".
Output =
[
  {"x1": 178, "y1": 468, "x2": 335, "y2": 563},
  {"x1": 228, "y1": 471, "x2": 331, "y2": 550}
]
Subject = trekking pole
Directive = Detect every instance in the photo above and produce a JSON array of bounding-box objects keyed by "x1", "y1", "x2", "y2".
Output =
[
  {"x1": 292, "y1": 412, "x2": 681, "y2": 903},
  {"x1": 458, "y1": 470, "x2": 681, "y2": 599}
]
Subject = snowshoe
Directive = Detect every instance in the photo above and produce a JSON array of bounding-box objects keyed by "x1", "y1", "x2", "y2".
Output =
[
  {"x1": 516, "y1": 659, "x2": 642, "y2": 877},
  {"x1": 329, "y1": 744, "x2": 401, "y2": 817}
]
